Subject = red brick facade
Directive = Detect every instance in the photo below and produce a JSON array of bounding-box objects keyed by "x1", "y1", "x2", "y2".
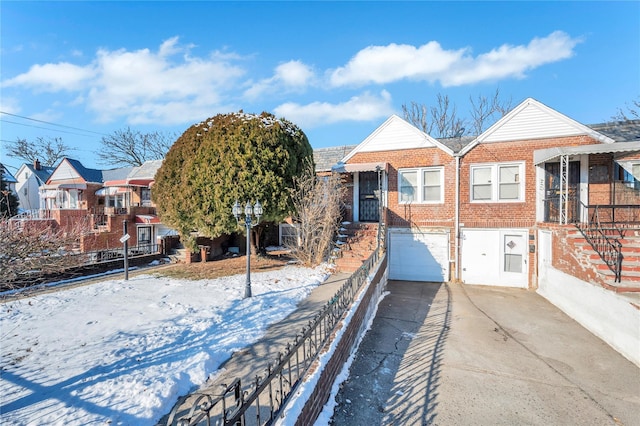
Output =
[
  {"x1": 348, "y1": 147, "x2": 457, "y2": 229},
  {"x1": 339, "y1": 109, "x2": 639, "y2": 289}
]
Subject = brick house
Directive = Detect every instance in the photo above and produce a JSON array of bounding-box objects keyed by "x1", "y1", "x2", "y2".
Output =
[
  {"x1": 333, "y1": 114, "x2": 459, "y2": 282},
  {"x1": 33, "y1": 157, "x2": 171, "y2": 253},
  {"x1": 334, "y1": 98, "x2": 640, "y2": 291}
]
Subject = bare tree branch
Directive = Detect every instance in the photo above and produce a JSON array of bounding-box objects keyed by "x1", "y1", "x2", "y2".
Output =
[
  {"x1": 286, "y1": 164, "x2": 345, "y2": 266},
  {"x1": 97, "y1": 127, "x2": 176, "y2": 167},
  {"x1": 469, "y1": 89, "x2": 512, "y2": 135},
  {"x1": 5, "y1": 137, "x2": 72, "y2": 166},
  {"x1": 612, "y1": 96, "x2": 640, "y2": 121},
  {"x1": 0, "y1": 218, "x2": 91, "y2": 289},
  {"x1": 401, "y1": 102, "x2": 433, "y2": 134},
  {"x1": 402, "y1": 89, "x2": 513, "y2": 138},
  {"x1": 431, "y1": 93, "x2": 466, "y2": 138}
]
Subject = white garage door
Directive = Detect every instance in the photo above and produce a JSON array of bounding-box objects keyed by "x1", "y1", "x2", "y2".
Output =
[
  {"x1": 389, "y1": 229, "x2": 449, "y2": 282},
  {"x1": 461, "y1": 229, "x2": 528, "y2": 288}
]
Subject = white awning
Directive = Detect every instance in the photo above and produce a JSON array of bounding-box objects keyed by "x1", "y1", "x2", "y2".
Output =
[
  {"x1": 95, "y1": 187, "x2": 128, "y2": 196},
  {"x1": 534, "y1": 141, "x2": 640, "y2": 165},
  {"x1": 41, "y1": 183, "x2": 87, "y2": 190},
  {"x1": 332, "y1": 162, "x2": 388, "y2": 173}
]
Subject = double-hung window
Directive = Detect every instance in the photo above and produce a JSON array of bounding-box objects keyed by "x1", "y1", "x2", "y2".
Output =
[
  {"x1": 399, "y1": 167, "x2": 444, "y2": 204},
  {"x1": 470, "y1": 163, "x2": 524, "y2": 202}
]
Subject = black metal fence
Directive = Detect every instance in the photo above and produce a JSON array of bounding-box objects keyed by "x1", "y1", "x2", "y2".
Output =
[
  {"x1": 1, "y1": 244, "x2": 161, "y2": 292},
  {"x1": 165, "y1": 247, "x2": 383, "y2": 426}
]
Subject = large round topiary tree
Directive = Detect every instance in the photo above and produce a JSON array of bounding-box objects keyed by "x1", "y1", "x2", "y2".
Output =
[{"x1": 152, "y1": 111, "x2": 313, "y2": 252}]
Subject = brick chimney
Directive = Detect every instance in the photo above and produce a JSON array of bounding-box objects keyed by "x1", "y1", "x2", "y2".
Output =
[{"x1": 34, "y1": 159, "x2": 41, "y2": 170}]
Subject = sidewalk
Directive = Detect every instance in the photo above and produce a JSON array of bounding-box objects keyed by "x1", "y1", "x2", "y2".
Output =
[
  {"x1": 330, "y1": 281, "x2": 640, "y2": 426},
  {"x1": 161, "y1": 271, "x2": 351, "y2": 424}
]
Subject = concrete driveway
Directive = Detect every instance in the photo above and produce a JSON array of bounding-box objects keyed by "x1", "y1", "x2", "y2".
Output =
[{"x1": 329, "y1": 281, "x2": 640, "y2": 426}]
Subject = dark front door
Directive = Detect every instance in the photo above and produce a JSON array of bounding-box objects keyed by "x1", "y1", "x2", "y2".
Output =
[
  {"x1": 359, "y1": 171, "x2": 379, "y2": 222},
  {"x1": 544, "y1": 161, "x2": 580, "y2": 222}
]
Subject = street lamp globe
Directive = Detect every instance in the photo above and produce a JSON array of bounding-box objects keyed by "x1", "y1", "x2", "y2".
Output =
[
  {"x1": 232, "y1": 199, "x2": 263, "y2": 299},
  {"x1": 254, "y1": 200, "x2": 263, "y2": 219},
  {"x1": 232, "y1": 200, "x2": 241, "y2": 221}
]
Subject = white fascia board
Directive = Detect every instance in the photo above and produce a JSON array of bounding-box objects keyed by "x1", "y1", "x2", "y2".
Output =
[
  {"x1": 476, "y1": 98, "x2": 614, "y2": 146},
  {"x1": 341, "y1": 114, "x2": 453, "y2": 163}
]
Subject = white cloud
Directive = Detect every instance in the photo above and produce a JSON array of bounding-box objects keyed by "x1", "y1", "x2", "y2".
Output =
[
  {"x1": 274, "y1": 90, "x2": 394, "y2": 128},
  {"x1": 87, "y1": 42, "x2": 246, "y2": 124},
  {"x1": 330, "y1": 31, "x2": 581, "y2": 88},
  {"x1": 0, "y1": 97, "x2": 21, "y2": 114},
  {"x1": 244, "y1": 60, "x2": 315, "y2": 100},
  {"x1": 2, "y1": 62, "x2": 96, "y2": 92},
  {"x1": 276, "y1": 61, "x2": 315, "y2": 87},
  {"x1": 330, "y1": 41, "x2": 464, "y2": 87},
  {"x1": 1, "y1": 37, "x2": 246, "y2": 125},
  {"x1": 442, "y1": 31, "x2": 581, "y2": 86},
  {"x1": 1, "y1": 32, "x2": 581, "y2": 128}
]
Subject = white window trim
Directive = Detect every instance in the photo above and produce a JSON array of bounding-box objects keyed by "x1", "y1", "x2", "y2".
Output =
[
  {"x1": 398, "y1": 166, "x2": 444, "y2": 204},
  {"x1": 470, "y1": 162, "x2": 525, "y2": 203}
]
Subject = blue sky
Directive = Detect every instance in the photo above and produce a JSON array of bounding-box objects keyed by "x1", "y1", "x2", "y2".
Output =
[{"x1": 1, "y1": 1, "x2": 639, "y2": 173}]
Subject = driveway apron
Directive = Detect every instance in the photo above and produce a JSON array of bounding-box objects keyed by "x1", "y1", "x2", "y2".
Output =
[{"x1": 329, "y1": 281, "x2": 640, "y2": 426}]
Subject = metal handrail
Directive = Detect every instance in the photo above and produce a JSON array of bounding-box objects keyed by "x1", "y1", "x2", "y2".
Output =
[
  {"x1": 165, "y1": 246, "x2": 383, "y2": 426},
  {"x1": 576, "y1": 202, "x2": 623, "y2": 282}
]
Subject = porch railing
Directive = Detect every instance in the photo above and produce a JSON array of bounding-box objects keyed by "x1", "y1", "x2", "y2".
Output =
[
  {"x1": 576, "y1": 202, "x2": 623, "y2": 282},
  {"x1": 164, "y1": 246, "x2": 383, "y2": 426},
  {"x1": 581, "y1": 204, "x2": 640, "y2": 228},
  {"x1": 543, "y1": 195, "x2": 579, "y2": 224}
]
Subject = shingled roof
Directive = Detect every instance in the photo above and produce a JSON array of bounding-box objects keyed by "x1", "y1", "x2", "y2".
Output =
[
  {"x1": 588, "y1": 120, "x2": 640, "y2": 142},
  {"x1": 313, "y1": 145, "x2": 357, "y2": 172}
]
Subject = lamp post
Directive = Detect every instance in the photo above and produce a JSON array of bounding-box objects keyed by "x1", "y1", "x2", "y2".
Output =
[{"x1": 233, "y1": 199, "x2": 263, "y2": 298}]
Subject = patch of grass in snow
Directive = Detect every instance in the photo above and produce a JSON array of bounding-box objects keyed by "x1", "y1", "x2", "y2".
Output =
[{"x1": 154, "y1": 255, "x2": 290, "y2": 280}]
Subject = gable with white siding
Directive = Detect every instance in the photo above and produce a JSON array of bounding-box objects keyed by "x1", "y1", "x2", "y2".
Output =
[
  {"x1": 48, "y1": 159, "x2": 84, "y2": 183},
  {"x1": 475, "y1": 98, "x2": 614, "y2": 145},
  {"x1": 342, "y1": 114, "x2": 453, "y2": 162}
]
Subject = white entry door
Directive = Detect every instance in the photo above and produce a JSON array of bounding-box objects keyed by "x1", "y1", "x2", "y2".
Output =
[
  {"x1": 461, "y1": 229, "x2": 528, "y2": 288},
  {"x1": 389, "y1": 229, "x2": 449, "y2": 282}
]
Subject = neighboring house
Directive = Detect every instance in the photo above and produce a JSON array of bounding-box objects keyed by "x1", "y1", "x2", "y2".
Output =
[
  {"x1": 96, "y1": 159, "x2": 175, "y2": 251},
  {"x1": 1, "y1": 163, "x2": 19, "y2": 215},
  {"x1": 1, "y1": 163, "x2": 18, "y2": 193},
  {"x1": 14, "y1": 160, "x2": 56, "y2": 214},
  {"x1": 32, "y1": 157, "x2": 169, "y2": 253},
  {"x1": 333, "y1": 98, "x2": 640, "y2": 290}
]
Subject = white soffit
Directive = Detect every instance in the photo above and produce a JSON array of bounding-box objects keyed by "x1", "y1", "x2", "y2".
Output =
[
  {"x1": 477, "y1": 98, "x2": 614, "y2": 145},
  {"x1": 342, "y1": 115, "x2": 453, "y2": 162}
]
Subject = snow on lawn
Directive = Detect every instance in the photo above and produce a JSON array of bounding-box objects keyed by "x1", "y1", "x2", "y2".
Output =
[{"x1": 0, "y1": 265, "x2": 330, "y2": 426}]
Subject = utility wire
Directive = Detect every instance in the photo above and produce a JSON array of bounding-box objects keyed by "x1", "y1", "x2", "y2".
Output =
[
  {"x1": 0, "y1": 111, "x2": 109, "y2": 137},
  {"x1": 0, "y1": 119, "x2": 105, "y2": 138}
]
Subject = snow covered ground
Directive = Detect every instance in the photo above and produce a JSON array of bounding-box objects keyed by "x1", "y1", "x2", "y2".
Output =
[{"x1": 0, "y1": 265, "x2": 330, "y2": 425}]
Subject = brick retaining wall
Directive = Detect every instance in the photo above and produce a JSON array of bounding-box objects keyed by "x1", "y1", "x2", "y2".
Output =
[{"x1": 293, "y1": 254, "x2": 388, "y2": 425}]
